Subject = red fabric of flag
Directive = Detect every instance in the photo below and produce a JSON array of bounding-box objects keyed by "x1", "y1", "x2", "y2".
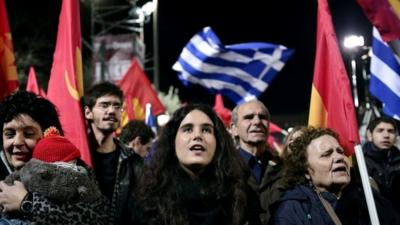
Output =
[
  {"x1": 308, "y1": 0, "x2": 360, "y2": 155},
  {"x1": 356, "y1": 0, "x2": 400, "y2": 42},
  {"x1": 26, "y1": 66, "x2": 46, "y2": 97},
  {"x1": 213, "y1": 94, "x2": 232, "y2": 127},
  {"x1": 47, "y1": 0, "x2": 91, "y2": 166},
  {"x1": 118, "y1": 58, "x2": 165, "y2": 125},
  {"x1": 0, "y1": 0, "x2": 18, "y2": 100}
]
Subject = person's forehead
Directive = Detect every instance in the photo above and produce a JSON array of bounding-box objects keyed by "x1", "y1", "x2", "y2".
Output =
[
  {"x1": 95, "y1": 95, "x2": 122, "y2": 103},
  {"x1": 3, "y1": 114, "x2": 40, "y2": 129},
  {"x1": 308, "y1": 135, "x2": 339, "y2": 152},
  {"x1": 180, "y1": 110, "x2": 213, "y2": 126},
  {"x1": 238, "y1": 102, "x2": 268, "y2": 115},
  {"x1": 375, "y1": 122, "x2": 395, "y2": 130}
]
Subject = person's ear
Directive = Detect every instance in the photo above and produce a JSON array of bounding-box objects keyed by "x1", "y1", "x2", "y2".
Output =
[
  {"x1": 135, "y1": 136, "x2": 142, "y2": 146},
  {"x1": 84, "y1": 106, "x2": 93, "y2": 120},
  {"x1": 230, "y1": 122, "x2": 238, "y2": 137}
]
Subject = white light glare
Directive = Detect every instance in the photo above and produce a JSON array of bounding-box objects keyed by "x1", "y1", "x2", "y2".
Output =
[
  {"x1": 343, "y1": 35, "x2": 365, "y2": 49},
  {"x1": 142, "y1": 2, "x2": 155, "y2": 16}
]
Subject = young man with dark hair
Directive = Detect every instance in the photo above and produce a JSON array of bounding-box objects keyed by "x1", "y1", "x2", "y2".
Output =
[
  {"x1": 84, "y1": 82, "x2": 143, "y2": 225},
  {"x1": 119, "y1": 120, "x2": 155, "y2": 158},
  {"x1": 363, "y1": 116, "x2": 400, "y2": 212}
]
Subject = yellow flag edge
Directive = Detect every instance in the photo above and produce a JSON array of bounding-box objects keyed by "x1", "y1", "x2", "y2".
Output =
[{"x1": 308, "y1": 85, "x2": 328, "y2": 127}]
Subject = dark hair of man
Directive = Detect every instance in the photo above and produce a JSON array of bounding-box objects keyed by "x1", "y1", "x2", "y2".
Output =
[
  {"x1": 367, "y1": 116, "x2": 398, "y2": 134},
  {"x1": 282, "y1": 127, "x2": 338, "y2": 189},
  {"x1": 0, "y1": 91, "x2": 63, "y2": 146},
  {"x1": 136, "y1": 104, "x2": 249, "y2": 225},
  {"x1": 119, "y1": 120, "x2": 155, "y2": 145},
  {"x1": 83, "y1": 81, "x2": 123, "y2": 109}
]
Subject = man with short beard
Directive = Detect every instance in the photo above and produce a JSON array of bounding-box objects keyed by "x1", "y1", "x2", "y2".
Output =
[
  {"x1": 84, "y1": 82, "x2": 143, "y2": 225},
  {"x1": 230, "y1": 100, "x2": 283, "y2": 225},
  {"x1": 363, "y1": 116, "x2": 400, "y2": 212}
]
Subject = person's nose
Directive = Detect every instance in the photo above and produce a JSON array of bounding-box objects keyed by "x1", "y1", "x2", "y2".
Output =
[
  {"x1": 382, "y1": 130, "x2": 391, "y2": 138},
  {"x1": 252, "y1": 115, "x2": 262, "y2": 124},
  {"x1": 333, "y1": 151, "x2": 345, "y2": 163},
  {"x1": 192, "y1": 127, "x2": 203, "y2": 141},
  {"x1": 13, "y1": 133, "x2": 25, "y2": 147}
]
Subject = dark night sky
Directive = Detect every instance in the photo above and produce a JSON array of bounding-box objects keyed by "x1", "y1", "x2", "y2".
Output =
[
  {"x1": 153, "y1": 0, "x2": 371, "y2": 126},
  {"x1": 5, "y1": 0, "x2": 372, "y2": 127}
]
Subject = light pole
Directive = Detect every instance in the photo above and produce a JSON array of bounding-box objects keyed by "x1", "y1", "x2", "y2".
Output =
[
  {"x1": 152, "y1": 0, "x2": 159, "y2": 90},
  {"x1": 343, "y1": 35, "x2": 365, "y2": 108}
]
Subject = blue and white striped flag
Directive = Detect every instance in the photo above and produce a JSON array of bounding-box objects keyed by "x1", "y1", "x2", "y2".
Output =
[
  {"x1": 172, "y1": 26, "x2": 294, "y2": 105},
  {"x1": 370, "y1": 27, "x2": 400, "y2": 120},
  {"x1": 145, "y1": 103, "x2": 157, "y2": 135}
]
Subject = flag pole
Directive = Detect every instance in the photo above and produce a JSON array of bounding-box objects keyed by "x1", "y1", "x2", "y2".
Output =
[{"x1": 354, "y1": 144, "x2": 380, "y2": 225}]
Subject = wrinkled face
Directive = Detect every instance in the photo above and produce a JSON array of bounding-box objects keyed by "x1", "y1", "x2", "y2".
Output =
[
  {"x1": 367, "y1": 122, "x2": 397, "y2": 150},
  {"x1": 306, "y1": 135, "x2": 350, "y2": 192},
  {"x1": 85, "y1": 95, "x2": 122, "y2": 134},
  {"x1": 232, "y1": 102, "x2": 269, "y2": 147},
  {"x1": 2, "y1": 114, "x2": 43, "y2": 169},
  {"x1": 175, "y1": 110, "x2": 217, "y2": 175}
]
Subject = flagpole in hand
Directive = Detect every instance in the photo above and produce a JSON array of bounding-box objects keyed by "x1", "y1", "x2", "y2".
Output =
[{"x1": 354, "y1": 145, "x2": 380, "y2": 225}]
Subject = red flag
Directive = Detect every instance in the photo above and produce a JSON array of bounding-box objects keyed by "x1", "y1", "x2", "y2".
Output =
[
  {"x1": 213, "y1": 94, "x2": 232, "y2": 127},
  {"x1": 47, "y1": 0, "x2": 91, "y2": 166},
  {"x1": 0, "y1": 0, "x2": 18, "y2": 100},
  {"x1": 308, "y1": 0, "x2": 360, "y2": 155},
  {"x1": 118, "y1": 58, "x2": 165, "y2": 126},
  {"x1": 356, "y1": 0, "x2": 400, "y2": 42},
  {"x1": 26, "y1": 66, "x2": 46, "y2": 97}
]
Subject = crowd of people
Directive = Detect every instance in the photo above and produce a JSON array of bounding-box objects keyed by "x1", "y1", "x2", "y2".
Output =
[{"x1": 0, "y1": 82, "x2": 399, "y2": 225}]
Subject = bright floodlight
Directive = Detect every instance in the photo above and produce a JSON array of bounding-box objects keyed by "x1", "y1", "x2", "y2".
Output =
[
  {"x1": 142, "y1": 1, "x2": 155, "y2": 16},
  {"x1": 343, "y1": 35, "x2": 365, "y2": 49}
]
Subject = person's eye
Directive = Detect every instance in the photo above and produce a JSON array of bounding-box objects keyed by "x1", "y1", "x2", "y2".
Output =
[
  {"x1": 202, "y1": 127, "x2": 213, "y2": 133},
  {"x1": 98, "y1": 103, "x2": 109, "y2": 109},
  {"x1": 337, "y1": 148, "x2": 345, "y2": 154},
  {"x1": 243, "y1": 115, "x2": 253, "y2": 120},
  {"x1": 182, "y1": 127, "x2": 192, "y2": 133},
  {"x1": 3, "y1": 130, "x2": 15, "y2": 139},
  {"x1": 24, "y1": 131, "x2": 36, "y2": 137},
  {"x1": 113, "y1": 104, "x2": 122, "y2": 110},
  {"x1": 258, "y1": 114, "x2": 268, "y2": 120},
  {"x1": 321, "y1": 151, "x2": 332, "y2": 157}
]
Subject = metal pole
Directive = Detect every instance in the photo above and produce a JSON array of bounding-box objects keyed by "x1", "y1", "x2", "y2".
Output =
[
  {"x1": 351, "y1": 56, "x2": 359, "y2": 108},
  {"x1": 354, "y1": 145, "x2": 381, "y2": 225},
  {"x1": 152, "y1": 0, "x2": 159, "y2": 90}
]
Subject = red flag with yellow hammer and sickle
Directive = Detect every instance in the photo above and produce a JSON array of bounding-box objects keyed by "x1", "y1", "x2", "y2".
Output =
[
  {"x1": 0, "y1": 0, "x2": 18, "y2": 100},
  {"x1": 47, "y1": 0, "x2": 91, "y2": 166}
]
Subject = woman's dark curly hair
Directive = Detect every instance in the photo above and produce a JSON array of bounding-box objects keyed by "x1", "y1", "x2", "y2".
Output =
[
  {"x1": 136, "y1": 104, "x2": 249, "y2": 225},
  {"x1": 0, "y1": 91, "x2": 63, "y2": 146},
  {"x1": 282, "y1": 127, "x2": 339, "y2": 189}
]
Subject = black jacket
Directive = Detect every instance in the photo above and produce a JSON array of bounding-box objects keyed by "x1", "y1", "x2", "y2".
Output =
[
  {"x1": 93, "y1": 139, "x2": 144, "y2": 225},
  {"x1": 363, "y1": 142, "x2": 400, "y2": 212},
  {"x1": 240, "y1": 148, "x2": 284, "y2": 225}
]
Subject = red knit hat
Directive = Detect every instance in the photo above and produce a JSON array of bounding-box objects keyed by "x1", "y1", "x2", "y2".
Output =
[{"x1": 32, "y1": 127, "x2": 81, "y2": 163}]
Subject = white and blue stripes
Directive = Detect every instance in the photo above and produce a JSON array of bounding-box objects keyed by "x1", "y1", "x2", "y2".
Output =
[
  {"x1": 145, "y1": 103, "x2": 157, "y2": 135},
  {"x1": 173, "y1": 26, "x2": 294, "y2": 105},
  {"x1": 370, "y1": 28, "x2": 400, "y2": 120}
]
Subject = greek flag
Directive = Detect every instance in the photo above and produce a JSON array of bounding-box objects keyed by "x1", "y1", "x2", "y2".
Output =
[
  {"x1": 370, "y1": 27, "x2": 400, "y2": 120},
  {"x1": 145, "y1": 103, "x2": 157, "y2": 135},
  {"x1": 172, "y1": 26, "x2": 294, "y2": 105}
]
